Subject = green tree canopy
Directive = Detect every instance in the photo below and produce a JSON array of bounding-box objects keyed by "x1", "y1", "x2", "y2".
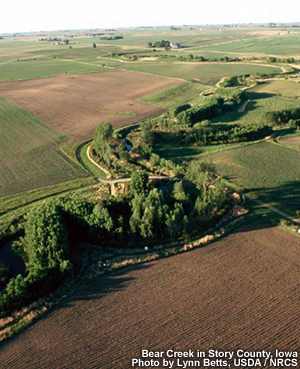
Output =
[
  {"x1": 185, "y1": 160, "x2": 216, "y2": 190},
  {"x1": 130, "y1": 188, "x2": 166, "y2": 238},
  {"x1": 23, "y1": 202, "x2": 71, "y2": 274},
  {"x1": 129, "y1": 171, "x2": 149, "y2": 197},
  {"x1": 93, "y1": 122, "x2": 113, "y2": 166}
]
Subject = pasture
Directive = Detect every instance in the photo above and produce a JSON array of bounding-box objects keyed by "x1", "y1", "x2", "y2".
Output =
[
  {"x1": 0, "y1": 71, "x2": 180, "y2": 141},
  {"x1": 0, "y1": 97, "x2": 88, "y2": 198},
  {"x1": 250, "y1": 79, "x2": 300, "y2": 98},
  {"x1": 211, "y1": 93, "x2": 300, "y2": 126},
  {"x1": 96, "y1": 59, "x2": 281, "y2": 86},
  {"x1": 0, "y1": 58, "x2": 107, "y2": 82},
  {"x1": 205, "y1": 141, "x2": 300, "y2": 215},
  {"x1": 197, "y1": 33, "x2": 300, "y2": 56},
  {"x1": 0, "y1": 221, "x2": 299, "y2": 368},
  {"x1": 140, "y1": 81, "x2": 208, "y2": 108}
]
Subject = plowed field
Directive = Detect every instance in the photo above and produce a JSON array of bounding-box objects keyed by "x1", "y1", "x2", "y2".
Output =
[
  {"x1": 1, "y1": 221, "x2": 300, "y2": 369},
  {"x1": 281, "y1": 135, "x2": 300, "y2": 147},
  {"x1": 0, "y1": 71, "x2": 180, "y2": 141}
]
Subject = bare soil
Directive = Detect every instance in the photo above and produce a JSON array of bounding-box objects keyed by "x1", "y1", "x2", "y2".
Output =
[
  {"x1": 0, "y1": 71, "x2": 180, "y2": 141},
  {"x1": 1, "y1": 221, "x2": 299, "y2": 369},
  {"x1": 281, "y1": 136, "x2": 300, "y2": 147}
]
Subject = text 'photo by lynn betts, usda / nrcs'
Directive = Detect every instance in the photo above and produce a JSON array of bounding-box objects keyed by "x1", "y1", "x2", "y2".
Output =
[{"x1": 134, "y1": 349, "x2": 298, "y2": 368}]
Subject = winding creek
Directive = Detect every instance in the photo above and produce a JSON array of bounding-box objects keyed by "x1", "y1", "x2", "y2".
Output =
[{"x1": 122, "y1": 137, "x2": 133, "y2": 151}]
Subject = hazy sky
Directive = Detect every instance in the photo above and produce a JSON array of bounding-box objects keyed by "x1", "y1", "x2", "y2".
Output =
[{"x1": 1, "y1": 0, "x2": 299, "y2": 33}]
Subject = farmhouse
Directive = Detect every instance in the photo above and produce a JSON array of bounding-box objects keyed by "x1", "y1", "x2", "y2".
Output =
[{"x1": 170, "y1": 43, "x2": 181, "y2": 48}]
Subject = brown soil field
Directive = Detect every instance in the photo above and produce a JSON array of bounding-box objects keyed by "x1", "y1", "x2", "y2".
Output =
[
  {"x1": 280, "y1": 136, "x2": 300, "y2": 147},
  {"x1": 0, "y1": 71, "x2": 180, "y2": 141},
  {"x1": 1, "y1": 221, "x2": 300, "y2": 369}
]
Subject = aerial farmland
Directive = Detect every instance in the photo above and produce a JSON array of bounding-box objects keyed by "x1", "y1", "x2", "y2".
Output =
[{"x1": 0, "y1": 17, "x2": 300, "y2": 369}]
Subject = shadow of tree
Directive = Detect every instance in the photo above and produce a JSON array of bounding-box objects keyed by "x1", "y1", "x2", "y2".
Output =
[{"x1": 248, "y1": 180, "x2": 300, "y2": 216}]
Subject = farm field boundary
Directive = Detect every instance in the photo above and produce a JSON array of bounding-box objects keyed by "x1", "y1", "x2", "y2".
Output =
[
  {"x1": 0, "y1": 96, "x2": 88, "y2": 198},
  {"x1": 0, "y1": 71, "x2": 180, "y2": 141}
]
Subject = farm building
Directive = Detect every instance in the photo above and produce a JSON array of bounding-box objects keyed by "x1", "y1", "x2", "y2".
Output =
[{"x1": 170, "y1": 43, "x2": 181, "y2": 48}]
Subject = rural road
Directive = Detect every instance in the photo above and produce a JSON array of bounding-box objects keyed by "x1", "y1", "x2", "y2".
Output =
[{"x1": 98, "y1": 175, "x2": 174, "y2": 184}]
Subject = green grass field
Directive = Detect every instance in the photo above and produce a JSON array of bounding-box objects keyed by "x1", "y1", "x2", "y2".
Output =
[
  {"x1": 212, "y1": 93, "x2": 300, "y2": 126},
  {"x1": 197, "y1": 34, "x2": 300, "y2": 56},
  {"x1": 204, "y1": 141, "x2": 300, "y2": 215},
  {"x1": 0, "y1": 177, "x2": 97, "y2": 216},
  {"x1": 153, "y1": 138, "x2": 248, "y2": 161},
  {"x1": 0, "y1": 57, "x2": 107, "y2": 82},
  {"x1": 140, "y1": 82, "x2": 208, "y2": 108},
  {"x1": 76, "y1": 141, "x2": 107, "y2": 179},
  {"x1": 96, "y1": 59, "x2": 281, "y2": 85},
  {"x1": 0, "y1": 96, "x2": 88, "y2": 197},
  {"x1": 250, "y1": 79, "x2": 300, "y2": 98}
]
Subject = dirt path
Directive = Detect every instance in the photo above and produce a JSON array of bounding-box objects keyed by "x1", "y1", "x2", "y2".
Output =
[
  {"x1": 98, "y1": 175, "x2": 174, "y2": 184},
  {"x1": 228, "y1": 186, "x2": 300, "y2": 224},
  {"x1": 238, "y1": 99, "x2": 250, "y2": 112},
  {"x1": 87, "y1": 145, "x2": 173, "y2": 183},
  {"x1": 59, "y1": 58, "x2": 115, "y2": 69},
  {"x1": 246, "y1": 195, "x2": 300, "y2": 224},
  {"x1": 86, "y1": 145, "x2": 111, "y2": 179}
]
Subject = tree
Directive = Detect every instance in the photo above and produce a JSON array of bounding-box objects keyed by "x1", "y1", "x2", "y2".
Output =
[
  {"x1": 129, "y1": 171, "x2": 149, "y2": 197},
  {"x1": 166, "y1": 202, "x2": 185, "y2": 238},
  {"x1": 130, "y1": 189, "x2": 166, "y2": 238},
  {"x1": 92, "y1": 43, "x2": 97, "y2": 48},
  {"x1": 185, "y1": 160, "x2": 216, "y2": 190},
  {"x1": 173, "y1": 181, "x2": 188, "y2": 202},
  {"x1": 93, "y1": 122, "x2": 113, "y2": 166},
  {"x1": 92, "y1": 204, "x2": 114, "y2": 232},
  {"x1": 147, "y1": 42, "x2": 153, "y2": 48},
  {"x1": 150, "y1": 153, "x2": 160, "y2": 167},
  {"x1": 22, "y1": 202, "x2": 71, "y2": 274}
]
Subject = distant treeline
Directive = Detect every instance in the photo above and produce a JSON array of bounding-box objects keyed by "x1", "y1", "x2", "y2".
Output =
[
  {"x1": 147, "y1": 40, "x2": 171, "y2": 48},
  {"x1": 158, "y1": 123, "x2": 272, "y2": 146},
  {"x1": 221, "y1": 73, "x2": 279, "y2": 87},
  {"x1": 175, "y1": 92, "x2": 246, "y2": 127},
  {"x1": 109, "y1": 51, "x2": 242, "y2": 63},
  {"x1": 267, "y1": 56, "x2": 298, "y2": 64},
  {"x1": 100, "y1": 36, "x2": 123, "y2": 40},
  {"x1": 176, "y1": 97, "x2": 224, "y2": 126},
  {"x1": 131, "y1": 91, "x2": 272, "y2": 153},
  {"x1": 265, "y1": 107, "x2": 300, "y2": 125}
]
